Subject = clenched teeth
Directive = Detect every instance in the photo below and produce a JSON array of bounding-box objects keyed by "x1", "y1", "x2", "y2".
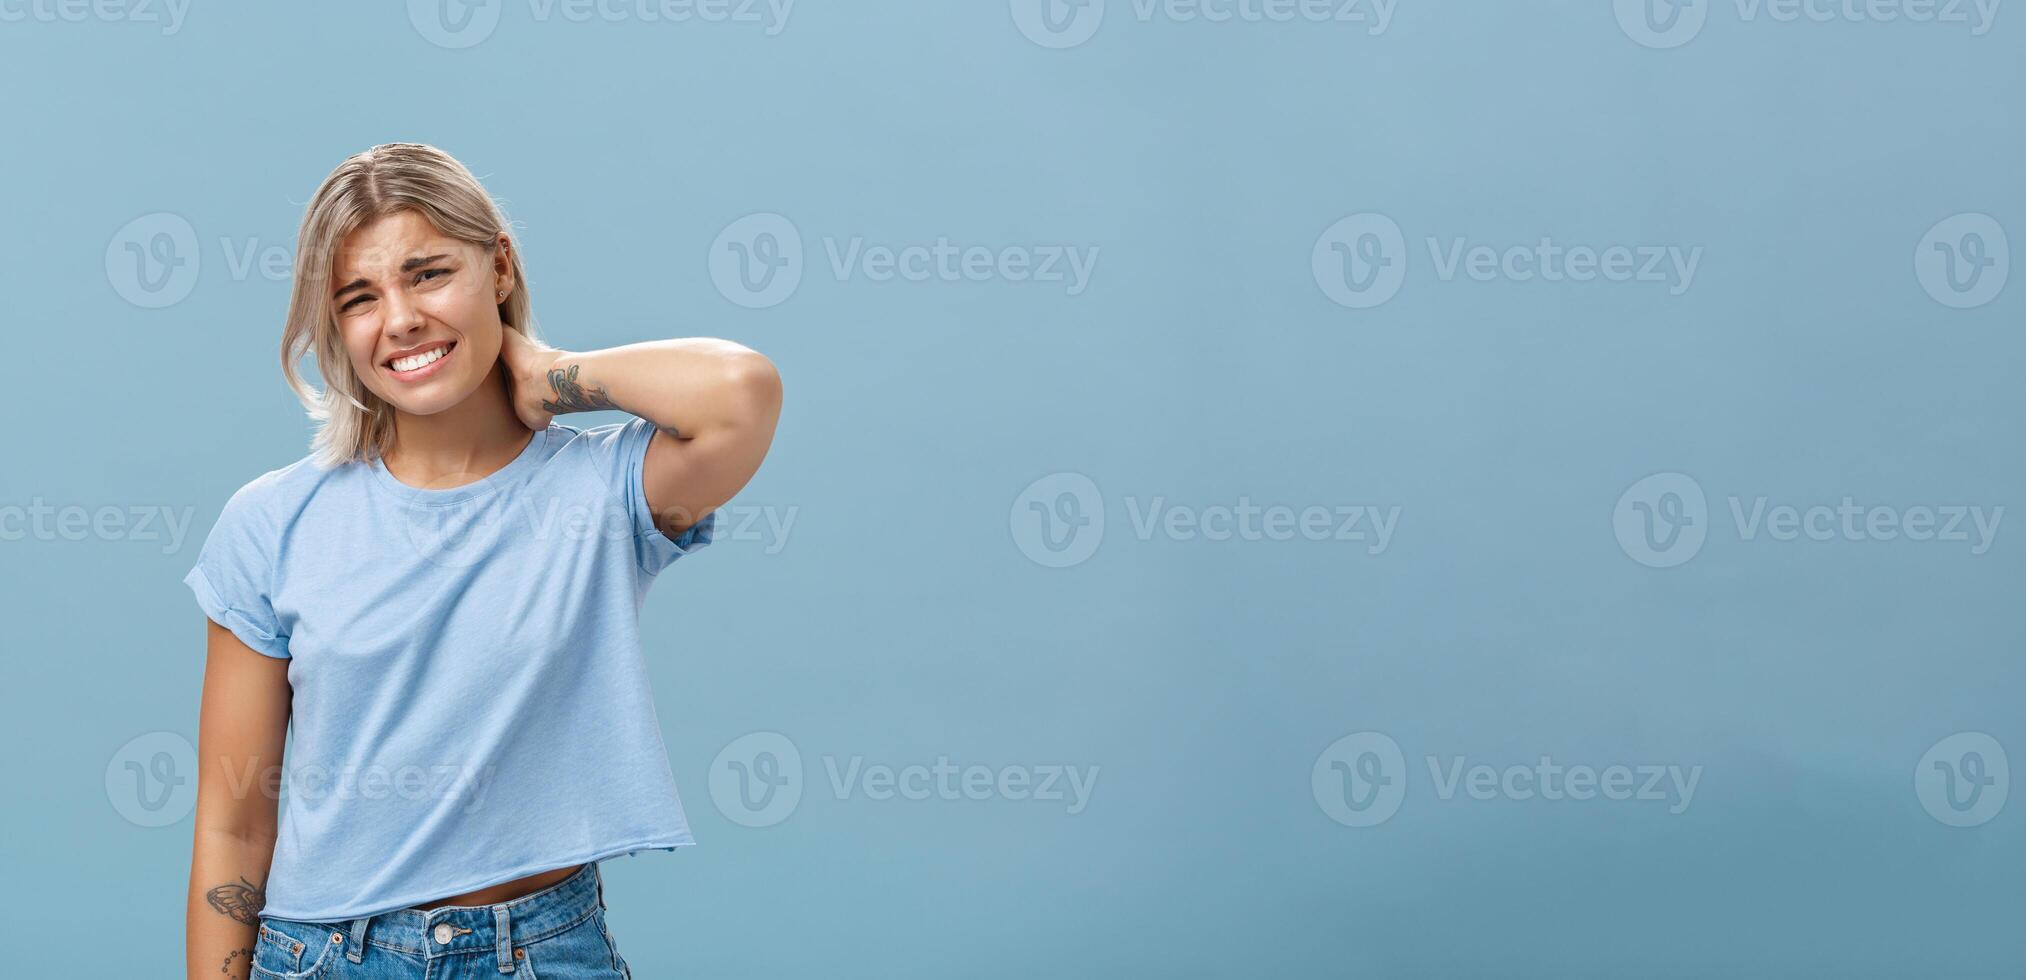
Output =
[{"x1": 391, "y1": 346, "x2": 448, "y2": 373}]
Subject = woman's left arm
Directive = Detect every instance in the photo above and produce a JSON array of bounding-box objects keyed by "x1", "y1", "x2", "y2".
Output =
[{"x1": 505, "y1": 332, "x2": 782, "y2": 536}]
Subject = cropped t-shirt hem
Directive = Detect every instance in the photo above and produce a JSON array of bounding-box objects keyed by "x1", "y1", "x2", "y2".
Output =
[{"x1": 261, "y1": 838, "x2": 696, "y2": 923}]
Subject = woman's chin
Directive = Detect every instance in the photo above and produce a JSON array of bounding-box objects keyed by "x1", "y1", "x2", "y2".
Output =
[{"x1": 378, "y1": 377, "x2": 477, "y2": 417}]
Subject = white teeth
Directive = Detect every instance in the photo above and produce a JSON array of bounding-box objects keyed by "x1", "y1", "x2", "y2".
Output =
[{"x1": 391, "y1": 346, "x2": 448, "y2": 373}]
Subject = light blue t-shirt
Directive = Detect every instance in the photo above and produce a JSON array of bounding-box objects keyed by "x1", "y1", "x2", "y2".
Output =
[{"x1": 184, "y1": 417, "x2": 714, "y2": 922}]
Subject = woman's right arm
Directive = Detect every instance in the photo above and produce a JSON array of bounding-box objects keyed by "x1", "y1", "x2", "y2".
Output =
[{"x1": 185, "y1": 618, "x2": 292, "y2": 980}]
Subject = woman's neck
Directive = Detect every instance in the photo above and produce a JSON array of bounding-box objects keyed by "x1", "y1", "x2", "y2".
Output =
[{"x1": 382, "y1": 367, "x2": 532, "y2": 490}]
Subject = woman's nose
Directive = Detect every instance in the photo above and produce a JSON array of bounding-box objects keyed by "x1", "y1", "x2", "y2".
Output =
[{"x1": 381, "y1": 289, "x2": 426, "y2": 334}]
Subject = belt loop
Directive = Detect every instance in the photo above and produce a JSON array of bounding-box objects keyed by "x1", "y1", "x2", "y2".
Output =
[
  {"x1": 346, "y1": 916, "x2": 369, "y2": 964},
  {"x1": 594, "y1": 862, "x2": 606, "y2": 910},
  {"x1": 494, "y1": 905, "x2": 515, "y2": 974}
]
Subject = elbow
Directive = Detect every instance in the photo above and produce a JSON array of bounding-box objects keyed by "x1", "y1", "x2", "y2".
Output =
[
  {"x1": 195, "y1": 803, "x2": 280, "y2": 847},
  {"x1": 724, "y1": 350, "x2": 782, "y2": 419}
]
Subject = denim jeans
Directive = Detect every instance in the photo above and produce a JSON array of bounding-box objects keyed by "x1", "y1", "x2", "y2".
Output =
[{"x1": 252, "y1": 862, "x2": 632, "y2": 979}]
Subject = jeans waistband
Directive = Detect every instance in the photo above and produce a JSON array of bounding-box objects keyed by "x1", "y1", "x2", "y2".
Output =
[{"x1": 333, "y1": 862, "x2": 605, "y2": 970}]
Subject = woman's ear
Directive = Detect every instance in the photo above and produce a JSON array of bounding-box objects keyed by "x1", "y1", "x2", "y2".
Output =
[{"x1": 491, "y1": 233, "x2": 515, "y2": 298}]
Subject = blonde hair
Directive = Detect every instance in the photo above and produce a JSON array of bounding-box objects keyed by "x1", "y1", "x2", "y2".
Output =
[{"x1": 281, "y1": 143, "x2": 536, "y2": 466}]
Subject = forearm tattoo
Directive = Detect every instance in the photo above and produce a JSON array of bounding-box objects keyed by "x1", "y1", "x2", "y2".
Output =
[
  {"x1": 221, "y1": 947, "x2": 253, "y2": 978},
  {"x1": 542, "y1": 363, "x2": 617, "y2": 414},
  {"x1": 206, "y1": 876, "x2": 265, "y2": 924},
  {"x1": 543, "y1": 362, "x2": 686, "y2": 439}
]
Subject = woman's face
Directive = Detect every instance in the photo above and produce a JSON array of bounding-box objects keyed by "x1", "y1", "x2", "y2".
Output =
[{"x1": 330, "y1": 210, "x2": 513, "y2": 417}]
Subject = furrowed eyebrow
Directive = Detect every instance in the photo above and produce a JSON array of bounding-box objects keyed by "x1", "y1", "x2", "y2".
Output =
[{"x1": 332, "y1": 253, "x2": 455, "y2": 300}]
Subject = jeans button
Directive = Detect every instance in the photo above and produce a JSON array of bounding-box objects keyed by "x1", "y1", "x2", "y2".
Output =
[{"x1": 434, "y1": 923, "x2": 454, "y2": 945}]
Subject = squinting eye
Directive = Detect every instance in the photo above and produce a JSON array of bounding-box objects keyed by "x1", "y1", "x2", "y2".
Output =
[{"x1": 416, "y1": 268, "x2": 451, "y2": 283}]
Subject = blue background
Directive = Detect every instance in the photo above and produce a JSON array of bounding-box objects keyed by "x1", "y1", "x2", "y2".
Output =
[{"x1": 3, "y1": 1, "x2": 2022, "y2": 976}]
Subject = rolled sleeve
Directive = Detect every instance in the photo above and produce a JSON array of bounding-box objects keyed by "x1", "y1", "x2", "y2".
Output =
[
  {"x1": 184, "y1": 481, "x2": 291, "y2": 660},
  {"x1": 184, "y1": 564, "x2": 290, "y2": 659},
  {"x1": 583, "y1": 416, "x2": 717, "y2": 577},
  {"x1": 614, "y1": 416, "x2": 716, "y2": 575}
]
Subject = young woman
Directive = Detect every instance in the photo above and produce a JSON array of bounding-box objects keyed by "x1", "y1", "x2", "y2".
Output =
[{"x1": 182, "y1": 143, "x2": 782, "y2": 979}]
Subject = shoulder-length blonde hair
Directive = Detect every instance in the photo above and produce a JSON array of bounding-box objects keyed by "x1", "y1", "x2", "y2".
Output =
[{"x1": 281, "y1": 143, "x2": 536, "y2": 467}]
